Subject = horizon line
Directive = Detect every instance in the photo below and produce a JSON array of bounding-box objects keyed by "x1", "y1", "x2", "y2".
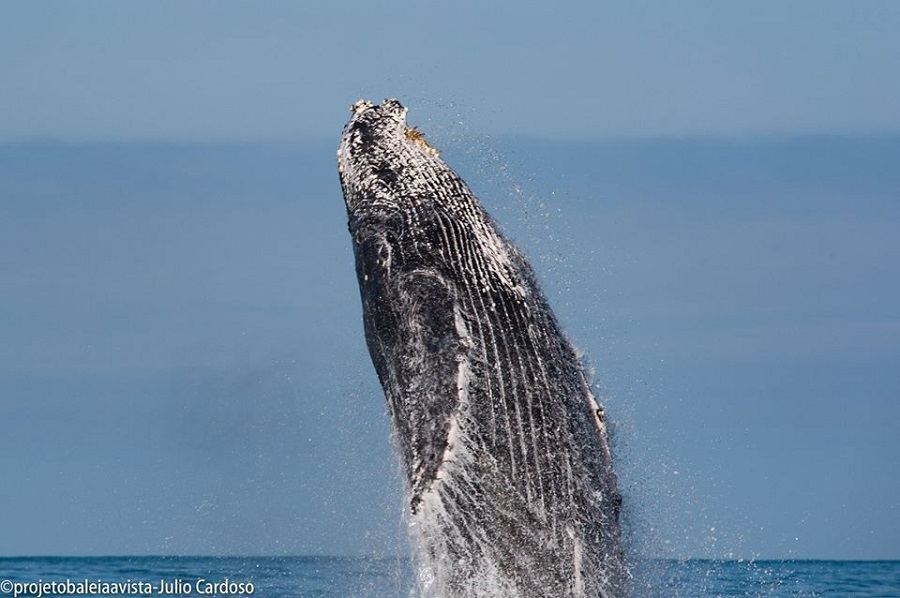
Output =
[
  {"x1": 4, "y1": 129, "x2": 900, "y2": 147},
  {"x1": 1, "y1": 554, "x2": 897, "y2": 563}
]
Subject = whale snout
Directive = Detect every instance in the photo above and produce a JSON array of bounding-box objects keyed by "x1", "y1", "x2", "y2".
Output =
[
  {"x1": 349, "y1": 99, "x2": 373, "y2": 115},
  {"x1": 339, "y1": 98, "x2": 409, "y2": 166},
  {"x1": 338, "y1": 98, "x2": 436, "y2": 211},
  {"x1": 349, "y1": 98, "x2": 407, "y2": 120}
]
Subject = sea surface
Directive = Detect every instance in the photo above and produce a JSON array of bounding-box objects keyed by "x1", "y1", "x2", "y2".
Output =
[{"x1": 0, "y1": 557, "x2": 897, "y2": 597}]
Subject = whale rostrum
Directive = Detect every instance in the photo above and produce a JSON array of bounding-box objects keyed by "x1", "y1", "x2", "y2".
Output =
[{"x1": 337, "y1": 99, "x2": 627, "y2": 597}]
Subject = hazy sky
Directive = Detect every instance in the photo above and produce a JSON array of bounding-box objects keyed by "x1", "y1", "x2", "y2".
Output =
[
  {"x1": 1, "y1": 1, "x2": 898, "y2": 563},
  {"x1": 2, "y1": 1, "x2": 900, "y2": 140}
]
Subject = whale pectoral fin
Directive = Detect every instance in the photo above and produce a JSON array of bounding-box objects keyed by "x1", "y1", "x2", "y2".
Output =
[
  {"x1": 395, "y1": 270, "x2": 466, "y2": 511},
  {"x1": 357, "y1": 255, "x2": 467, "y2": 512}
]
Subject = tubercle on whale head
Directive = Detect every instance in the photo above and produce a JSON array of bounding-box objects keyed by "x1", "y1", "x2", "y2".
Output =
[
  {"x1": 347, "y1": 97, "x2": 407, "y2": 120},
  {"x1": 337, "y1": 98, "x2": 441, "y2": 214}
]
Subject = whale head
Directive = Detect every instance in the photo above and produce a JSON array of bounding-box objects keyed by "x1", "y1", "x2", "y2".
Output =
[{"x1": 337, "y1": 98, "x2": 443, "y2": 215}]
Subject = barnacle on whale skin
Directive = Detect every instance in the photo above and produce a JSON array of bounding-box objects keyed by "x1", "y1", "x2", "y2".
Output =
[{"x1": 404, "y1": 126, "x2": 440, "y2": 157}]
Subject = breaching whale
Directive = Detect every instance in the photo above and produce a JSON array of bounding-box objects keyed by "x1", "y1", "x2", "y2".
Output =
[{"x1": 337, "y1": 99, "x2": 626, "y2": 597}]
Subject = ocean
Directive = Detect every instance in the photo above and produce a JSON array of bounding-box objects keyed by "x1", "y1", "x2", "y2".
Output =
[{"x1": 0, "y1": 557, "x2": 897, "y2": 597}]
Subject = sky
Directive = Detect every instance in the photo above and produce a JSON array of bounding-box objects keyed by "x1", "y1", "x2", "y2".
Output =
[
  {"x1": 1, "y1": 1, "x2": 899, "y2": 562},
  {"x1": 2, "y1": 1, "x2": 900, "y2": 141}
]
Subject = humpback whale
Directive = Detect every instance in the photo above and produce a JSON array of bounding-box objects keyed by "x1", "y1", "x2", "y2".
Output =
[{"x1": 337, "y1": 99, "x2": 626, "y2": 597}]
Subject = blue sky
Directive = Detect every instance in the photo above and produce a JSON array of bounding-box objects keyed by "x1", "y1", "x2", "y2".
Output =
[
  {"x1": 1, "y1": 1, "x2": 898, "y2": 560},
  {"x1": 3, "y1": 1, "x2": 900, "y2": 140}
]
